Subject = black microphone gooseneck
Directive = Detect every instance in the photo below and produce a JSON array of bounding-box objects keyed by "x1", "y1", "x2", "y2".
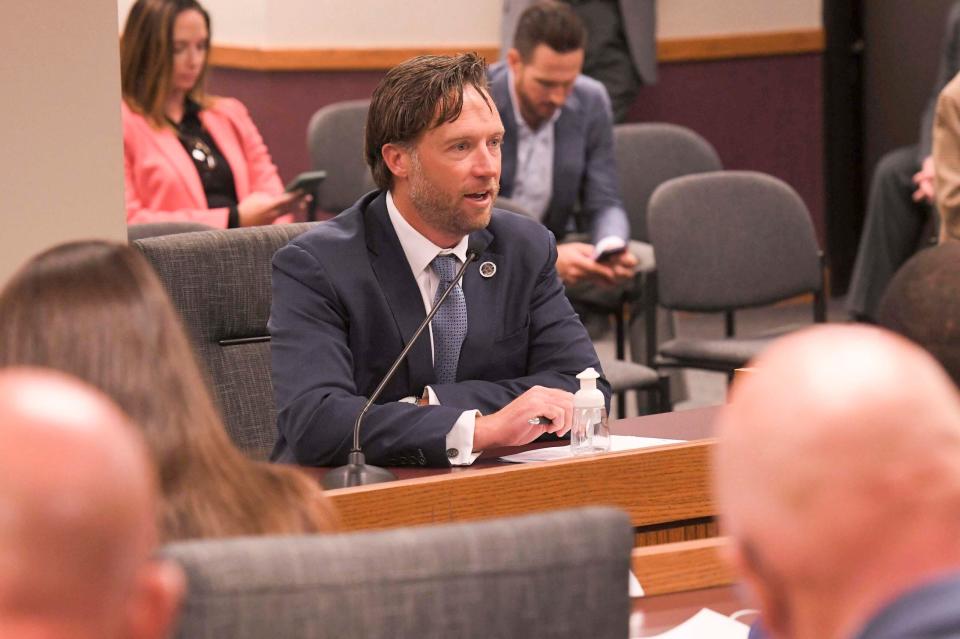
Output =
[{"x1": 322, "y1": 241, "x2": 485, "y2": 489}]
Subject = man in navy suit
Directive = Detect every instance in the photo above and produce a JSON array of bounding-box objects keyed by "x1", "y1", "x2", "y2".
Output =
[
  {"x1": 269, "y1": 53, "x2": 608, "y2": 468},
  {"x1": 491, "y1": 1, "x2": 637, "y2": 288},
  {"x1": 716, "y1": 325, "x2": 960, "y2": 639}
]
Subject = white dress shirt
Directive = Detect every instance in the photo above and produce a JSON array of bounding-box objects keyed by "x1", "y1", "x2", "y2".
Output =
[
  {"x1": 506, "y1": 67, "x2": 560, "y2": 220},
  {"x1": 386, "y1": 192, "x2": 481, "y2": 465}
]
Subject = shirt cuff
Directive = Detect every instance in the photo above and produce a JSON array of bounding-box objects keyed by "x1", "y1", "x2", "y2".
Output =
[
  {"x1": 593, "y1": 236, "x2": 626, "y2": 258},
  {"x1": 425, "y1": 386, "x2": 482, "y2": 466}
]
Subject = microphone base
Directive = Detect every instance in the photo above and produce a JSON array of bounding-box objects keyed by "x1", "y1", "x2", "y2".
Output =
[{"x1": 321, "y1": 451, "x2": 397, "y2": 489}]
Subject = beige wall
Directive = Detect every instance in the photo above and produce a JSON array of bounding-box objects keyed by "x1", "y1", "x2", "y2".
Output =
[
  {"x1": 2, "y1": 0, "x2": 125, "y2": 285},
  {"x1": 659, "y1": 0, "x2": 821, "y2": 38},
  {"x1": 117, "y1": 0, "x2": 822, "y2": 47}
]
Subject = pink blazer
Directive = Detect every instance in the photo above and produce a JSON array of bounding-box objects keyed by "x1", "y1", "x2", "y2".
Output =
[{"x1": 122, "y1": 97, "x2": 289, "y2": 227}]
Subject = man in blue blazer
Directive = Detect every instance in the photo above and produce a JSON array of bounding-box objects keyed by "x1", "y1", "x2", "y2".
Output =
[
  {"x1": 270, "y1": 53, "x2": 608, "y2": 468},
  {"x1": 491, "y1": 1, "x2": 637, "y2": 287}
]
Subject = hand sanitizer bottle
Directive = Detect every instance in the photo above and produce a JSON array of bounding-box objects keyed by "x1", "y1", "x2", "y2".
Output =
[{"x1": 570, "y1": 367, "x2": 610, "y2": 456}]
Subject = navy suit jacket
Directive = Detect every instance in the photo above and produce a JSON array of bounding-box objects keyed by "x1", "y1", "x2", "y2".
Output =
[
  {"x1": 489, "y1": 62, "x2": 629, "y2": 245},
  {"x1": 269, "y1": 191, "x2": 609, "y2": 467},
  {"x1": 853, "y1": 573, "x2": 960, "y2": 639}
]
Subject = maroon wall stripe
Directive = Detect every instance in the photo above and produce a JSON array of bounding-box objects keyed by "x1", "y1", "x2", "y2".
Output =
[{"x1": 208, "y1": 53, "x2": 824, "y2": 241}]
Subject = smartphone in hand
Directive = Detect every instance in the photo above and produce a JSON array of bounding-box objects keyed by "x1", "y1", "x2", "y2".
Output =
[
  {"x1": 595, "y1": 246, "x2": 627, "y2": 264},
  {"x1": 285, "y1": 170, "x2": 327, "y2": 193}
]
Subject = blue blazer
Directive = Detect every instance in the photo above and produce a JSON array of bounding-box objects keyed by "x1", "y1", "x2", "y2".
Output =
[
  {"x1": 269, "y1": 191, "x2": 610, "y2": 467},
  {"x1": 489, "y1": 62, "x2": 630, "y2": 245}
]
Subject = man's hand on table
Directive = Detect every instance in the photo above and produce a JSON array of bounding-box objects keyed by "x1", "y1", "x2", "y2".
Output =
[{"x1": 472, "y1": 386, "x2": 574, "y2": 450}]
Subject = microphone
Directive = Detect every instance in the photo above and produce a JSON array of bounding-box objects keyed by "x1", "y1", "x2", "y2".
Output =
[{"x1": 322, "y1": 236, "x2": 488, "y2": 489}]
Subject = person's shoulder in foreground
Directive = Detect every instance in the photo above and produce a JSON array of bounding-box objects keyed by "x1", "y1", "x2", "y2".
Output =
[
  {"x1": 715, "y1": 324, "x2": 960, "y2": 639},
  {"x1": 878, "y1": 239, "x2": 960, "y2": 387},
  {"x1": 270, "y1": 52, "x2": 606, "y2": 468}
]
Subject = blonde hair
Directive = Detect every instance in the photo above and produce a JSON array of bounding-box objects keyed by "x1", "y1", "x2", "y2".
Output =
[{"x1": 0, "y1": 241, "x2": 339, "y2": 542}]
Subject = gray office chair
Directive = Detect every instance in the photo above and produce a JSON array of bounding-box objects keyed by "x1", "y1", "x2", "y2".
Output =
[
  {"x1": 644, "y1": 171, "x2": 825, "y2": 378},
  {"x1": 306, "y1": 99, "x2": 376, "y2": 217},
  {"x1": 127, "y1": 221, "x2": 214, "y2": 242},
  {"x1": 163, "y1": 507, "x2": 632, "y2": 639},
  {"x1": 569, "y1": 123, "x2": 722, "y2": 413},
  {"x1": 615, "y1": 123, "x2": 723, "y2": 245},
  {"x1": 493, "y1": 198, "x2": 669, "y2": 415},
  {"x1": 133, "y1": 223, "x2": 319, "y2": 459}
]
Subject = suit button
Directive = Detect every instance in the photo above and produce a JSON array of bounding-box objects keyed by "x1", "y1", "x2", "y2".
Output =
[{"x1": 446, "y1": 448, "x2": 459, "y2": 459}]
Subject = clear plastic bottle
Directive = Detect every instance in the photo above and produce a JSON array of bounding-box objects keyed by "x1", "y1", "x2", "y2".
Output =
[{"x1": 570, "y1": 367, "x2": 610, "y2": 456}]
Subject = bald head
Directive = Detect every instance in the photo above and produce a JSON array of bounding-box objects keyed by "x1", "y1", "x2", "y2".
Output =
[
  {"x1": 715, "y1": 325, "x2": 960, "y2": 639},
  {"x1": 0, "y1": 368, "x2": 181, "y2": 639}
]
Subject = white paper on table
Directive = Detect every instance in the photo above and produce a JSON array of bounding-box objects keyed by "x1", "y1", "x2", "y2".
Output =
[
  {"x1": 646, "y1": 608, "x2": 749, "y2": 639},
  {"x1": 629, "y1": 570, "x2": 644, "y2": 597},
  {"x1": 498, "y1": 435, "x2": 683, "y2": 463}
]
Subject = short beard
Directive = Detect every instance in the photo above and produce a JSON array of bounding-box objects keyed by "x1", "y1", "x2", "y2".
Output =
[{"x1": 408, "y1": 151, "x2": 496, "y2": 239}]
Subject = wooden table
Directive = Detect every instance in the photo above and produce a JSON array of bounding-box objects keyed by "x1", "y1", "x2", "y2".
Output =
[
  {"x1": 305, "y1": 407, "x2": 720, "y2": 544},
  {"x1": 307, "y1": 407, "x2": 744, "y2": 637}
]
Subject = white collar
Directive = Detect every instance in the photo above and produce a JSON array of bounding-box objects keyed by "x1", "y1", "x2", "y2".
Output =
[
  {"x1": 385, "y1": 191, "x2": 469, "y2": 276},
  {"x1": 506, "y1": 66, "x2": 563, "y2": 134}
]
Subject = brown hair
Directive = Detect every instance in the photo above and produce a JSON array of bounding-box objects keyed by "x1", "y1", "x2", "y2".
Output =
[
  {"x1": 120, "y1": 0, "x2": 212, "y2": 127},
  {"x1": 512, "y1": 1, "x2": 587, "y2": 61},
  {"x1": 365, "y1": 52, "x2": 491, "y2": 190},
  {"x1": 878, "y1": 241, "x2": 960, "y2": 389},
  {"x1": 0, "y1": 241, "x2": 339, "y2": 542}
]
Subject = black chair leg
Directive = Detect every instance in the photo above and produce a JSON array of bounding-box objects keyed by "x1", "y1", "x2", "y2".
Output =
[
  {"x1": 656, "y1": 375, "x2": 671, "y2": 413},
  {"x1": 615, "y1": 309, "x2": 626, "y2": 360},
  {"x1": 617, "y1": 391, "x2": 627, "y2": 419}
]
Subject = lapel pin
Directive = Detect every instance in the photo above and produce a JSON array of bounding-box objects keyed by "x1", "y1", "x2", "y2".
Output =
[{"x1": 479, "y1": 261, "x2": 497, "y2": 278}]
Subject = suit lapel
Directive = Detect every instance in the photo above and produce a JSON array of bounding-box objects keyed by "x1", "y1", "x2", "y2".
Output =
[
  {"x1": 459, "y1": 227, "x2": 497, "y2": 378},
  {"x1": 364, "y1": 194, "x2": 436, "y2": 391},
  {"x1": 153, "y1": 125, "x2": 207, "y2": 207}
]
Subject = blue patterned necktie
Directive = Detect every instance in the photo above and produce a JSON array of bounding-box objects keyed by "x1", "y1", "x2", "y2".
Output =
[{"x1": 430, "y1": 254, "x2": 467, "y2": 385}]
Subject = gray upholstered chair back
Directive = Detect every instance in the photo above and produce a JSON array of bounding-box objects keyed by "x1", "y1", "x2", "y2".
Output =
[
  {"x1": 648, "y1": 171, "x2": 822, "y2": 312},
  {"x1": 133, "y1": 223, "x2": 318, "y2": 459},
  {"x1": 127, "y1": 221, "x2": 214, "y2": 242},
  {"x1": 306, "y1": 99, "x2": 376, "y2": 213},
  {"x1": 614, "y1": 123, "x2": 722, "y2": 243},
  {"x1": 162, "y1": 507, "x2": 632, "y2": 639}
]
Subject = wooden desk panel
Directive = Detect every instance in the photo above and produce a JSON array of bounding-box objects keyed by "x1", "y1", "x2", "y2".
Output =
[
  {"x1": 632, "y1": 537, "x2": 735, "y2": 596},
  {"x1": 328, "y1": 440, "x2": 712, "y2": 531},
  {"x1": 320, "y1": 406, "x2": 720, "y2": 533}
]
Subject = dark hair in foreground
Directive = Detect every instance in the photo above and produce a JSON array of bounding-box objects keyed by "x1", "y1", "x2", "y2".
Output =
[
  {"x1": 0, "y1": 241, "x2": 340, "y2": 542},
  {"x1": 878, "y1": 240, "x2": 960, "y2": 388},
  {"x1": 121, "y1": 0, "x2": 212, "y2": 127},
  {"x1": 365, "y1": 52, "x2": 491, "y2": 190},
  {"x1": 512, "y1": 1, "x2": 587, "y2": 61}
]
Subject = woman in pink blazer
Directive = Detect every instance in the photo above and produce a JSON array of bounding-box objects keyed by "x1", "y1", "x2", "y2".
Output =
[{"x1": 121, "y1": 0, "x2": 304, "y2": 228}]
